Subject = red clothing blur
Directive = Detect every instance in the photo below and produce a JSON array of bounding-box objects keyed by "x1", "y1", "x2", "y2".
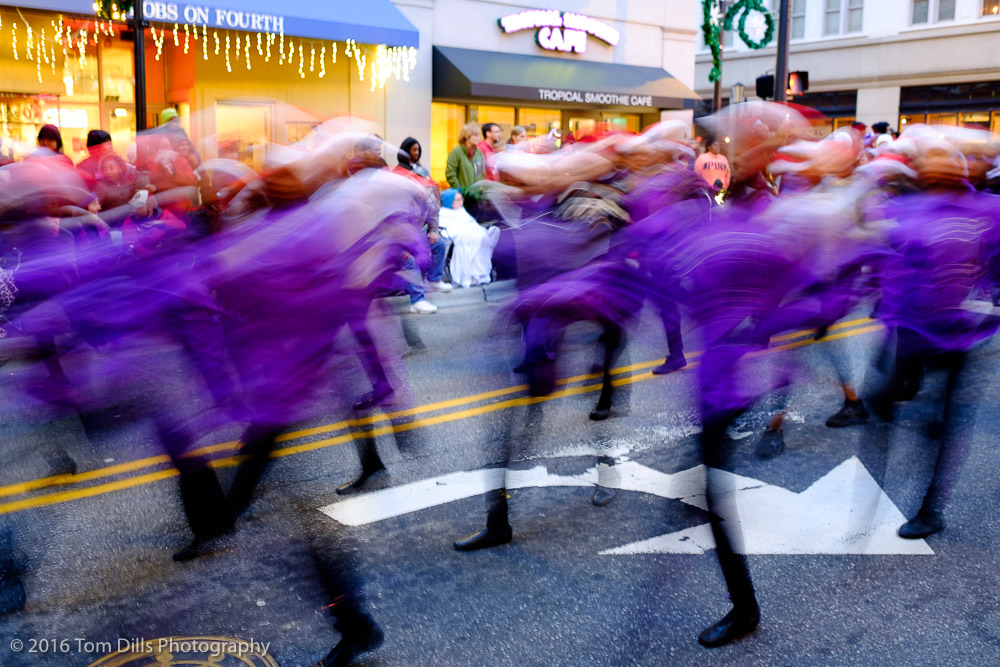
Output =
[
  {"x1": 77, "y1": 143, "x2": 115, "y2": 189},
  {"x1": 392, "y1": 164, "x2": 440, "y2": 232},
  {"x1": 477, "y1": 140, "x2": 499, "y2": 181}
]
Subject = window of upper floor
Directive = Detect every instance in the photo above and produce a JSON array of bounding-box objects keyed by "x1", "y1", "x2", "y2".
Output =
[
  {"x1": 912, "y1": 0, "x2": 956, "y2": 24},
  {"x1": 824, "y1": 0, "x2": 863, "y2": 36},
  {"x1": 983, "y1": 0, "x2": 1000, "y2": 17}
]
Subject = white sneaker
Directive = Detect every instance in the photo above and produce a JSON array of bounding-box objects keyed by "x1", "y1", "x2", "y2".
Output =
[
  {"x1": 426, "y1": 280, "x2": 453, "y2": 293},
  {"x1": 409, "y1": 299, "x2": 438, "y2": 314}
]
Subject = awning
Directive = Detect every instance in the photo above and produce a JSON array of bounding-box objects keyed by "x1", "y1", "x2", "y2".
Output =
[
  {"x1": 10, "y1": 0, "x2": 419, "y2": 47},
  {"x1": 433, "y1": 46, "x2": 700, "y2": 111}
]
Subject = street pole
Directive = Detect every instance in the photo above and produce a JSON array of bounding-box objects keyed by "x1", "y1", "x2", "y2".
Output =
[
  {"x1": 774, "y1": 0, "x2": 790, "y2": 103},
  {"x1": 133, "y1": 0, "x2": 147, "y2": 131},
  {"x1": 713, "y1": 0, "x2": 726, "y2": 113}
]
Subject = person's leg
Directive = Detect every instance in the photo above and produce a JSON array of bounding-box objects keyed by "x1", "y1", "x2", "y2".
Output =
[
  {"x1": 698, "y1": 408, "x2": 759, "y2": 648},
  {"x1": 653, "y1": 298, "x2": 687, "y2": 375},
  {"x1": 900, "y1": 351, "x2": 972, "y2": 539},
  {"x1": 227, "y1": 423, "x2": 286, "y2": 520},
  {"x1": 159, "y1": 419, "x2": 234, "y2": 560},
  {"x1": 426, "y1": 237, "x2": 448, "y2": 284},
  {"x1": 402, "y1": 256, "x2": 425, "y2": 304},
  {"x1": 590, "y1": 322, "x2": 625, "y2": 421},
  {"x1": 454, "y1": 402, "x2": 539, "y2": 551},
  {"x1": 348, "y1": 316, "x2": 394, "y2": 411},
  {"x1": 337, "y1": 433, "x2": 387, "y2": 494}
]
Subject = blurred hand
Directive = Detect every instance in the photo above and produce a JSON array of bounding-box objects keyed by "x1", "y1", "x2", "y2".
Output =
[{"x1": 427, "y1": 230, "x2": 440, "y2": 244}]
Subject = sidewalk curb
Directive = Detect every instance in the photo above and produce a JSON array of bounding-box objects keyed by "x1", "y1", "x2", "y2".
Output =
[{"x1": 389, "y1": 280, "x2": 517, "y2": 315}]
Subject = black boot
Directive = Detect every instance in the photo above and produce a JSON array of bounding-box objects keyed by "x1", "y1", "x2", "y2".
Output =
[
  {"x1": 652, "y1": 353, "x2": 687, "y2": 376},
  {"x1": 754, "y1": 429, "x2": 785, "y2": 459},
  {"x1": 316, "y1": 615, "x2": 384, "y2": 667},
  {"x1": 455, "y1": 495, "x2": 512, "y2": 551},
  {"x1": 592, "y1": 486, "x2": 616, "y2": 506},
  {"x1": 453, "y1": 524, "x2": 512, "y2": 551},
  {"x1": 337, "y1": 440, "x2": 386, "y2": 495},
  {"x1": 898, "y1": 508, "x2": 945, "y2": 539},
  {"x1": 825, "y1": 399, "x2": 869, "y2": 428},
  {"x1": 336, "y1": 462, "x2": 386, "y2": 495},
  {"x1": 698, "y1": 603, "x2": 760, "y2": 648}
]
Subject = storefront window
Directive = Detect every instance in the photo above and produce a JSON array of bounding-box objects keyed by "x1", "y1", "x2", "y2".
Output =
[
  {"x1": 926, "y1": 112, "x2": 958, "y2": 125},
  {"x1": 215, "y1": 102, "x2": 272, "y2": 173},
  {"x1": 430, "y1": 102, "x2": 466, "y2": 185},
  {"x1": 982, "y1": 0, "x2": 1000, "y2": 17},
  {"x1": 468, "y1": 105, "x2": 515, "y2": 144},
  {"x1": 517, "y1": 108, "x2": 560, "y2": 137},
  {"x1": 62, "y1": 54, "x2": 101, "y2": 103},
  {"x1": 101, "y1": 46, "x2": 135, "y2": 104},
  {"x1": 601, "y1": 113, "x2": 640, "y2": 133},
  {"x1": 958, "y1": 111, "x2": 991, "y2": 127}
]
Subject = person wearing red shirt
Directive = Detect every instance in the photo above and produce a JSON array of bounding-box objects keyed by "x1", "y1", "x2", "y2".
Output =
[{"x1": 477, "y1": 122, "x2": 501, "y2": 181}]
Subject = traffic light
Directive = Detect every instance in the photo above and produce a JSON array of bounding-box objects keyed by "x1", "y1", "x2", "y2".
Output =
[
  {"x1": 755, "y1": 72, "x2": 809, "y2": 100},
  {"x1": 788, "y1": 71, "x2": 809, "y2": 96},
  {"x1": 756, "y1": 75, "x2": 774, "y2": 100}
]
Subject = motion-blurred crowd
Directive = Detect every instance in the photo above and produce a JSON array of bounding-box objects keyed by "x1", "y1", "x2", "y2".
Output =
[{"x1": 2, "y1": 103, "x2": 1000, "y2": 663}]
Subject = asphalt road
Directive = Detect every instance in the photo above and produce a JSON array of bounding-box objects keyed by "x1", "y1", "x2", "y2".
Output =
[{"x1": 0, "y1": 293, "x2": 998, "y2": 666}]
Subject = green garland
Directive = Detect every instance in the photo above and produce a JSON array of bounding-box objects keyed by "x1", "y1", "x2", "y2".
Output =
[
  {"x1": 94, "y1": 0, "x2": 134, "y2": 20},
  {"x1": 703, "y1": 0, "x2": 775, "y2": 83}
]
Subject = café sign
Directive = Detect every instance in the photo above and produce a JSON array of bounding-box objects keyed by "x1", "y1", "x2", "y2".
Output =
[
  {"x1": 538, "y1": 88, "x2": 653, "y2": 107},
  {"x1": 498, "y1": 9, "x2": 620, "y2": 53}
]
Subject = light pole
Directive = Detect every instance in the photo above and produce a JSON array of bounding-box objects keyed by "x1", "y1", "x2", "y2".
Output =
[
  {"x1": 132, "y1": 1, "x2": 147, "y2": 131},
  {"x1": 774, "y1": 0, "x2": 790, "y2": 103}
]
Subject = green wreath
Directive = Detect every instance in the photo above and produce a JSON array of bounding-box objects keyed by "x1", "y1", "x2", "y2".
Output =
[
  {"x1": 725, "y1": 1, "x2": 775, "y2": 50},
  {"x1": 702, "y1": 0, "x2": 774, "y2": 83},
  {"x1": 94, "y1": 0, "x2": 134, "y2": 20}
]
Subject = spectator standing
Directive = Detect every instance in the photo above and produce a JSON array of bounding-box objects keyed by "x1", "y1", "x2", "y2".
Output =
[
  {"x1": 445, "y1": 123, "x2": 485, "y2": 194},
  {"x1": 396, "y1": 137, "x2": 431, "y2": 179},
  {"x1": 507, "y1": 126, "x2": 527, "y2": 147},
  {"x1": 477, "y1": 123, "x2": 501, "y2": 181},
  {"x1": 76, "y1": 130, "x2": 114, "y2": 185},
  {"x1": 30, "y1": 125, "x2": 74, "y2": 168},
  {"x1": 694, "y1": 139, "x2": 731, "y2": 191}
]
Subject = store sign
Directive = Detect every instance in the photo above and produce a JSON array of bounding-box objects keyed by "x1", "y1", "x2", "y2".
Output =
[
  {"x1": 498, "y1": 9, "x2": 620, "y2": 54},
  {"x1": 142, "y1": 2, "x2": 285, "y2": 32},
  {"x1": 538, "y1": 88, "x2": 653, "y2": 107}
]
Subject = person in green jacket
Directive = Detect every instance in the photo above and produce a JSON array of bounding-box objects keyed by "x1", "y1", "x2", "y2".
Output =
[{"x1": 445, "y1": 123, "x2": 486, "y2": 194}]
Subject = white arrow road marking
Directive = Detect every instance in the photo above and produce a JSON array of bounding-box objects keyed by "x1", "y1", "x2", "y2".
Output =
[
  {"x1": 318, "y1": 457, "x2": 933, "y2": 556},
  {"x1": 601, "y1": 457, "x2": 933, "y2": 556}
]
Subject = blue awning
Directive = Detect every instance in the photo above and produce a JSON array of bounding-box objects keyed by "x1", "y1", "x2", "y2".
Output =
[{"x1": 9, "y1": 0, "x2": 419, "y2": 47}]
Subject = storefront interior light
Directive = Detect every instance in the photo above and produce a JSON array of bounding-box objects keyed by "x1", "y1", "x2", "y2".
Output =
[
  {"x1": 4, "y1": 8, "x2": 416, "y2": 90},
  {"x1": 724, "y1": 136, "x2": 731, "y2": 143},
  {"x1": 114, "y1": 107, "x2": 127, "y2": 117}
]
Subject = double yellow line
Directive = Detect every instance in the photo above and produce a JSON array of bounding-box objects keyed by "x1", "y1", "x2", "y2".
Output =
[{"x1": 0, "y1": 317, "x2": 883, "y2": 516}]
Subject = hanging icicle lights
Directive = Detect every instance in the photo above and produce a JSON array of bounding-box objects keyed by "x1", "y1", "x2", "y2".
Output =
[{"x1": 0, "y1": 8, "x2": 417, "y2": 89}]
